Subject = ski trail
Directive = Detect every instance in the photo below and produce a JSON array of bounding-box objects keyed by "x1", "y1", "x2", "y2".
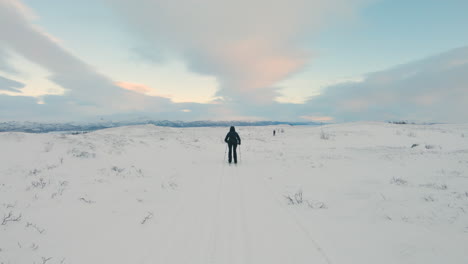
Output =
[
  {"x1": 140, "y1": 160, "x2": 330, "y2": 264},
  {"x1": 259, "y1": 172, "x2": 333, "y2": 264},
  {"x1": 236, "y1": 164, "x2": 253, "y2": 264},
  {"x1": 211, "y1": 164, "x2": 249, "y2": 264},
  {"x1": 139, "y1": 163, "x2": 220, "y2": 264},
  {"x1": 237, "y1": 164, "x2": 331, "y2": 264},
  {"x1": 209, "y1": 162, "x2": 228, "y2": 264}
]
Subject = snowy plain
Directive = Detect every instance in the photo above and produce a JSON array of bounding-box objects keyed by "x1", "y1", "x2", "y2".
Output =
[{"x1": 0, "y1": 122, "x2": 467, "y2": 264}]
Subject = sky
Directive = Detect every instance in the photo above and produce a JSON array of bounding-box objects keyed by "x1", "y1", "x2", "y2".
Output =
[{"x1": 0, "y1": 0, "x2": 467, "y2": 122}]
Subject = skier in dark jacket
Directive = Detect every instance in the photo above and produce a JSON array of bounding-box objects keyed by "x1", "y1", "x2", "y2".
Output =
[{"x1": 225, "y1": 126, "x2": 241, "y2": 164}]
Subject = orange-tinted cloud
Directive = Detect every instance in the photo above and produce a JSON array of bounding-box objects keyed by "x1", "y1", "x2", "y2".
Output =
[
  {"x1": 115, "y1": 81, "x2": 154, "y2": 94},
  {"x1": 300, "y1": 115, "x2": 334, "y2": 122}
]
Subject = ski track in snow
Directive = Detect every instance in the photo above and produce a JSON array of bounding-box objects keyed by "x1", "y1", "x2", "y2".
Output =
[{"x1": 1, "y1": 122, "x2": 468, "y2": 263}]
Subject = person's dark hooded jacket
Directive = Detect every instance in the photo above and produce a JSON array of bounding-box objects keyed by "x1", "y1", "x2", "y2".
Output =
[{"x1": 225, "y1": 126, "x2": 241, "y2": 145}]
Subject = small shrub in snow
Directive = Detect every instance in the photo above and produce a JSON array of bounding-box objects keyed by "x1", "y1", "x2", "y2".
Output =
[
  {"x1": 320, "y1": 130, "x2": 330, "y2": 140},
  {"x1": 294, "y1": 190, "x2": 303, "y2": 204},
  {"x1": 425, "y1": 144, "x2": 436, "y2": 150},
  {"x1": 420, "y1": 183, "x2": 447, "y2": 190},
  {"x1": 51, "y1": 183, "x2": 67, "y2": 199},
  {"x1": 69, "y1": 149, "x2": 95, "y2": 158},
  {"x1": 161, "y1": 180, "x2": 179, "y2": 190},
  {"x1": 112, "y1": 166, "x2": 125, "y2": 173},
  {"x1": 411, "y1": 144, "x2": 419, "y2": 148},
  {"x1": 44, "y1": 142, "x2": 54, "y2": 152},
  {"x1": 31, "y1": 178, "x2": 47, "y2": 189},
  {"x1": 284, "y1": 190, "x2": 304, "y2": 204},
  {"x1": 29, "y1": 169, "x2": 41, "y2": 176},
  {"x1": 423, "y1": 195, "x2": 435, "y2": 202},
  {"x1": 390, "y1": 177, "x2": 408, "y2": 186},
  {"x1": 284, "y1": 190, "x2": 327, "y2": 209}
]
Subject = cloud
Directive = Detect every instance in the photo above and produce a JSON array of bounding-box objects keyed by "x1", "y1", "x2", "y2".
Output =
[
  {"x1": 0, "y1": 76, "x2": 24, "y2": 92},
  {"x1": 0, "y1": 0, "x2": 187, "y2": 120},
  {"x1": 300, "y1": 116, "x2": 334, "y2": 122},
  {"x1": 0, "y1": 0, "x2": 124, "y2": 107},
  {"x1": 115, "y1": 81, "x2": 155, "y2": 94},
  {"x1": 0, "y1": 48, "x2": 18, "y2": 74},
  {"x1": 105, "y1": 0, "x2": 367, "y2": 104},
  {"x1": 2, "y1": 0, "x2": 466, "y2": 123},
  {"x1": 303, "y1": 46, "x2": 468, "y2": 122}
]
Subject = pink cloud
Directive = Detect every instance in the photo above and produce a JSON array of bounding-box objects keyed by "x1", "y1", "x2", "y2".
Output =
[
  {"x1": 300, "y1": 115, "x2": 334, "y2": 122},
  {"x1": 108, "y1": 0, "x2": 367, "y2": 104},
  {"x1": 216, "y1": 38, "x2": 307, "y2": 91},
  {"x1": 115, "y1": 81, "x2": 155, "y2": 94}
]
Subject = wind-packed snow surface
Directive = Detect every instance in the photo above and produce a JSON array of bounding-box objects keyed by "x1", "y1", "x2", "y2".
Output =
[{"x1": 1, "y1": 122, "x2": 467, "y2": 264}]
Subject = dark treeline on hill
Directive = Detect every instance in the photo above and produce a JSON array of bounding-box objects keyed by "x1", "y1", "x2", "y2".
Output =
[{"x1": 0, "y1": 120, "x2": 319, "y2": 133}]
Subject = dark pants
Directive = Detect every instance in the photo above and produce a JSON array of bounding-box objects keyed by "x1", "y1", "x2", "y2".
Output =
[{"x1": 228, "y1": 143, "x2": 238, "y2": 163}]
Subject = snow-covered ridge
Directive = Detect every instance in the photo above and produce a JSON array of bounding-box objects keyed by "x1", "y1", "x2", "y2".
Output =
[{"x1": 0, "y1": 120, "x2": 318, "y2": 133}]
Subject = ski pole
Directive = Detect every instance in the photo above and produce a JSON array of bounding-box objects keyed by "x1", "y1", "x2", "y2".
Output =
[
  {"x1": 239, "y1": 144, "x2": 241, "y2": 163},
  {"x1": 223, "y1": 144, "x2": 227, "y2": 162}
]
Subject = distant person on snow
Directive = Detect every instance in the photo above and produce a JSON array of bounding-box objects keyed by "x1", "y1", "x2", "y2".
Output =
[
  {"x1": 273, "y1": 130, "x2": 276, "y2": 136},
  {"x1": 225, "y1": 126, "x2": 241, "y2": 164}
]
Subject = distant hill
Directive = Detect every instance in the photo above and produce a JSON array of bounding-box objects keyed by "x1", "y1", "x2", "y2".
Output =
[{"x1": 0, "y1": 120, "x2": 319, "y2": 133}]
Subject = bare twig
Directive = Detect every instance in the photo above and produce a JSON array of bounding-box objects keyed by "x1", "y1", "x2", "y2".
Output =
[
  {"x1": 26, "y1": 222, "x2": 45, "y2": 234},
  {"x1": 30, "y1": 243, "x2": 39, "y2": 251},
  {"x1": 2, "y1": 211, "x2": 22, "y2": 225},
  {"x1": 79, "y1": 197, "x2": 95, "y2": 204},
  {"x1": 284, "y1": 195, "x2": 295, "y2": 205},
  {"x1": 306, "y1": 201, "x2": 327, "y2": 209},
  {"x1": 41, "y1": 257, "x2": 52, "y2": 264},
  {"x1": 141, "y1": 212, "x2": 154, "y2": 224}
]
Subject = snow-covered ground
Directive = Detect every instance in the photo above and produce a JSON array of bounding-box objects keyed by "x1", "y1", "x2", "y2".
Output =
[{"x1": 1, "y1": 122, "x2": 467, "y2": 264}]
